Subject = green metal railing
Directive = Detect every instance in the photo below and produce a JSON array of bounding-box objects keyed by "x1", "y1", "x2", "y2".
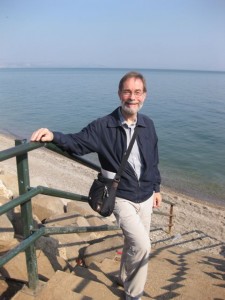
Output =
[
  {"x1": 0, "y1": 139, "x2": 175, "y2": 292},
  {"x1": 0, "y1": 140, "x2": 119, "y2": 291}
]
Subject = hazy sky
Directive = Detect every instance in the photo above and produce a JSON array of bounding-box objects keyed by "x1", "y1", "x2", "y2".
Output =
[{"x1": 1, "y1": 0, "x2": 225, "y2": 71}]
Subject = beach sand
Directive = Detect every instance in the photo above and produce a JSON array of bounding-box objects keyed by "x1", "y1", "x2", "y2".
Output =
[{"x1": 0, "y1": 132, "x2": 224, "y2": 257}]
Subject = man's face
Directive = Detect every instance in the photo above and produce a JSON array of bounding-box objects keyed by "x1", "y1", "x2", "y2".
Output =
[{"x1": 118, "y1": 77, "x2": 146, "y2": 116}]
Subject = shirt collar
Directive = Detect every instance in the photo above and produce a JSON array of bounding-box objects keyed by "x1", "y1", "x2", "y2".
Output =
[{"x1": 118, "y1": 107, "x2": 137, "y2": 127}]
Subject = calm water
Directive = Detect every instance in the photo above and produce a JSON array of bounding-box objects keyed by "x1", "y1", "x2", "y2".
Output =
[{"x1": 0, "y1": 68, "x2": 225, "y2": 206}]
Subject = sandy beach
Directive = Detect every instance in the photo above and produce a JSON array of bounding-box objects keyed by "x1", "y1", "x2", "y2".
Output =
[{"x1": 0, "y1": 132, "x2": 224, "y2": 258}]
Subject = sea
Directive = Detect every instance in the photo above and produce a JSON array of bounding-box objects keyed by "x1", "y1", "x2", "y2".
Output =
[{"x1": 0, "y1": 68, "x2": 225, "y2": 207}]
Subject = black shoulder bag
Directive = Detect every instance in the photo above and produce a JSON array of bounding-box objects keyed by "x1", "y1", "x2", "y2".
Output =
[{"x1": 88, "y1": 126, "x2": 139, "y2": 217}]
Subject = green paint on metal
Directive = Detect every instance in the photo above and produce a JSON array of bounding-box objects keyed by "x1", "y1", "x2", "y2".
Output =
[
  {"x1": 0, "y1": 228, "x2": 44, "y2": 268},
  {"x1": 40, "y1": 185, "x2": 89, "y2": 202},
  {"x1": 0, "y1": 141, "x2": 43, "y2": 162},
  {"x1": 0, "y1": 187, "x2": 42, "y2": 216},
  {"x1": 15, "y1": 139, "x2": 39, "y2": 290},
  {"x1": 44, "y1": 225, "x2": 120, "y2": 235}
]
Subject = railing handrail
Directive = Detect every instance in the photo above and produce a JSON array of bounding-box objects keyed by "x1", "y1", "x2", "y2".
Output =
[
  {"x1": 0, "y1": 140, "x2": 43, "y2": 161},
  {"x1": 0, "y1": 140, "x2": 101, "y2": 171},
  {"x1": 0, "y1": 140, "x2": 176, "y2": 209},
  {"x1": 0, "y1": 140, "x2": 103, "y2": 291},
  {"x1": 0, "y1": 185, "x2": 90, "y2": 217},
  {"x1": 0, "y1": 224, "x2": 120, "y2": 268},
  {"x1": 0, "y1": 139, "x2": 175, "y2": 292}
]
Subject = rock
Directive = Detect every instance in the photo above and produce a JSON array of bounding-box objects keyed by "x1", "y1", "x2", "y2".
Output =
[
  {"x1": 45, "y1": 211, "x2": 82, "y2": 227},
  {"x1": 86, "y1": 215, "x2": 107, "y2": 227},
  {"x1": 48, "y1": 233, "x2": 89, "y2": 267},
  {"x1": 0, "y1": 171, "x2": 18, "y2": 197},
  {"x1": 0, "y1": 238, "x2": 19, "y2": 255},
  {"x1": 37, "y1": 211, "x2": 90, "y2": 267},
  {"x1": 31, "y1": 194, "x2": 65, "y2": 222},
  {"x1": 0, "y1": 213, "x2": 14, "y2": 240},
  {"x1": 67, "y1": 201, "x2": 90, "y2": 215},
  {"x1": 76, "y1": 215, "x2": 90, "y2": 227},
  {"x1": 45, "y1": 211, "x2": 94, "y2": 242},
  {"x1": 0, "y1": 196, "x2": 15, "y2": 222},
  {"x1": 0, "y1": 179, "x2": 13, "y2": 199},
  {"x1": 35, "y1": 236, "x2": 61, "y2": 257},
  {"x1": 11, "y1": 212, "x2": 41, "y2": 237},
  {"x1": 66, "y1": 201, "x2": 117, "y2": 225},
  {"x1": 0, "y1": 249, "x2": 70, "y2": 283},
  {"x1": 0, "y1": 279, "x2": 8, "y2": 297},
  {"x1": 83, "y1": 235, "x2": 124, "y2": 266},
  {"x1": 0, "y1": 196, "x2": 10, "y2": 206}
]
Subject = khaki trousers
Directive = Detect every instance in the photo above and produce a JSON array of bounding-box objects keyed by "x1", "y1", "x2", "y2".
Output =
[{"x1": 113, "y1": 195, "x2": 153, "y2": 299}]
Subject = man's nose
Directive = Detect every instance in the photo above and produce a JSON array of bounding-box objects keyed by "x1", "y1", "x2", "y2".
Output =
[{"x1": 130, "y1": 92, "x2": 136, "y2": 100}]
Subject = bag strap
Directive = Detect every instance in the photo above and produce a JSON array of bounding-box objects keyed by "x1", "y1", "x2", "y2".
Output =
[{"x1": 114, "y1": 126, "x2": 140, "y2": 183}]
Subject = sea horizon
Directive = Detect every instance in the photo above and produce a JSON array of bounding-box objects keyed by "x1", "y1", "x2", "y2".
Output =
[
  {"x1": 0, "y1": 68, "x2": 224, "y2": 207},
  {"x1": 0, "y1": 66, "x2": 225, "y2": 73}
]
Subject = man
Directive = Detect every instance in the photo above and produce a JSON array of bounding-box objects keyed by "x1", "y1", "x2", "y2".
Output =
[{"x1": 31, "y1": 71, "x2": 162, "y2": 300}]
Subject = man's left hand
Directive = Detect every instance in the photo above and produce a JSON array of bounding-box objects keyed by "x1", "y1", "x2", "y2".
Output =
[{"x1": 153, "y1": 192, "x2": 162, "y2": 208}]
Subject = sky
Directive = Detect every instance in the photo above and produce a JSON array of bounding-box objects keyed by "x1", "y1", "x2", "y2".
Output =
[{"x1": 0, "y1": 0, "x2": 225, "y2": 71}]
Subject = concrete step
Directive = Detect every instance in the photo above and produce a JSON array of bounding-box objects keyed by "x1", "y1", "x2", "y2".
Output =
[
  {"x1": 145, "y1": 245, "x2": 225, "y2": 299},
  {"x1": 73, "y1": 265, "x2": 116, "y2": 287},
  {"x1": 37, "y1": 270, "x2": 124, "y2": 300},
  {"x1": 12, "y1": 282, "x2": 92, "y2": 300},
  {"x1": 76, "y1": 246, "x2": 225, "y2": 300},
  {"x1": 88, "y1": 257, "x2": 121, "y2": 275},
  {"x1": 73, "y1": 263, "x2": 151, "y2": 300},
  {"x1": 11, "y1": 245, "x2": 225, "y2": 300}
]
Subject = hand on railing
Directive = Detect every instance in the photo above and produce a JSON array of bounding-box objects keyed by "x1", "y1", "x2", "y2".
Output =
[{"x1": 30, "y1": 128, "x2": 54, "y2": 142}]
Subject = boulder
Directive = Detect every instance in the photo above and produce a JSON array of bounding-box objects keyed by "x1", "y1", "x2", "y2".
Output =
[
  {"x1": 0, "y1": 249, "x2": 70, "y2": 283},
  {"x1": 0, "y1": 170, "x2": 18, "y2": 197},
  {"x1": 45, "y1": 211, "x2": 82, "y2": 227},
  {"x1": 11, "y1": 212, "x2": 41, "y2": 237},
  {"x1": 0, "y1": 196, "x2": 15, "y2": 222},
  {"x1": 67, "y1": 201, "x2": 91, "y2": 215},
  {"x1": 86, "y1": 215, "x2": 107, "y2": 227},
  {"x1": 45, "y1": 211, "x2": 93, "y2": 241},
  {"x1": 31, "y1": 194, "x2": 65, "y2": 222},
  {"x1": 83, "y1": 235, "x2": 124, "y2": 266},
  {"x1": 0, "y1": 179, "x2": 13, "y2": 199},
  {"x1": 0, "y1": 238, "x2": 19, "y2": 255},
  {"x1": 67, "y1": 200, "x2": 117, "y2": 226},
  {"x1": 48, "y1": 233, "x2": 88, "y2": 267},
  {"x1": 35, "y1": 236, "x2": 61, "y2": 257},
  {"x1": 43, "y1": 212, "x2": 94, "y2": 266},
  {"x1": 0, "y1": 279, "x2": 8, "y2": 298},
  {"x1": 0, "y1": 213, "x2": 14, "y2": 240}
]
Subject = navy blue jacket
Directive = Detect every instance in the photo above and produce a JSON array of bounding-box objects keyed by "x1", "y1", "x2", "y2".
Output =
[{"x1": 53, "y1": 107, "x2": 161, "y2": 203}]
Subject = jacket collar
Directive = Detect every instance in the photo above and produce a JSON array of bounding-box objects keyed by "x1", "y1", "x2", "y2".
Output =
[{"x1": 107, "y1": 107, "x2": 146, "y2": 128}]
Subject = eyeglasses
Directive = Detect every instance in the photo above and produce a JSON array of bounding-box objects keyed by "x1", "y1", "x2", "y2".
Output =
[{"x1": 121, "y1": 90, "x2": 144, "y2": 97}]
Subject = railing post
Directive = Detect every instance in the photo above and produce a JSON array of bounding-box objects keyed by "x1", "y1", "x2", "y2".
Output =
[
  {"x1": 168, "y1": 203, "x2": 174, "y2": 234},
  {"x1": 15, "y1": 139, "x2": 39, "y2": 291}
]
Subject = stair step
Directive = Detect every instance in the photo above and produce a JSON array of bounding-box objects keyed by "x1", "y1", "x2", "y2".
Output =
[
  {"x1": 12, "y1": 285, "x2": 92, "y2": 300},
  {"x1": 88, "y1": 257, "x2": 121, "y2": 275},
  {"x1": 11, "y1": 245, "x2": 225, "y2": 300},
  {"x1": 37, "y1": 270, "x2": 124, "y2": 300},
  {"x1": 73, "y1": 265, "x2": 116, "y2": 287}
]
